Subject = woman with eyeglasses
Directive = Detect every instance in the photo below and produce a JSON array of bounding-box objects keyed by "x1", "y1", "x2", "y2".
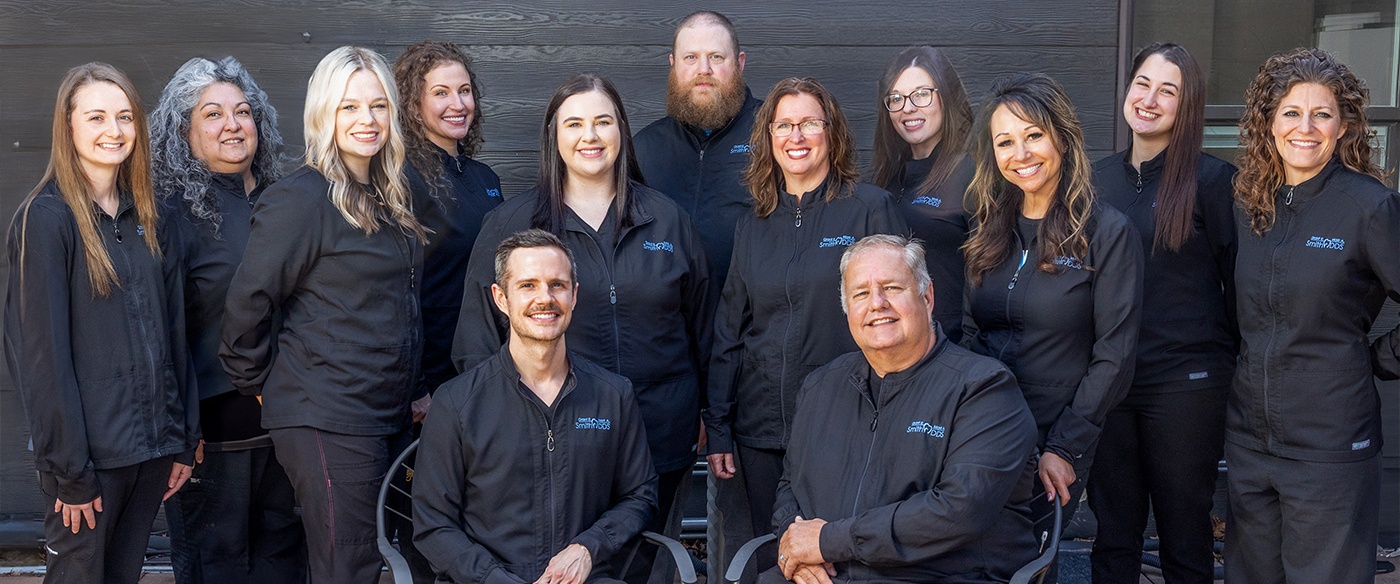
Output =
[
  {"x1": 869, "y1": 46, "x2": 976, "y2": 343},
  {"x1": 704, "y1": 76, "x2": 906, "y2": 576}
]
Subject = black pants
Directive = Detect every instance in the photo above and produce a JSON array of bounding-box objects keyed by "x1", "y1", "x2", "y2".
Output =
[
  {"x1": 618, "y1": 464, "x2": 693, "y2": 584},
  {"x1": 736, "y1": 444, "x2": 786, "y2": 578},
  {"x1": 165, "y1": 443, "x2": 307, "y2": 584},
  {"x1": 710, "y1": 455, "x2": 757, "y2": 584},
  {"x1": 38, "y1": 455, "x2": 174, "y2": 584},
  {"x1": 1224, "y1": 441, "x2": 1379, "y2": 584},
  {"x1": 270, "y1": 427, "x2": 409, "y2": 584},
  {"x1": 1089, "y1": 386, "x2": 1226, "y2": 584}
]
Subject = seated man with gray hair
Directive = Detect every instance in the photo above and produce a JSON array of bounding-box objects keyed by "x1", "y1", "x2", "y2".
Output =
[{"x1": 765, "y1": 234, "x2": 1039, "y2": 584}]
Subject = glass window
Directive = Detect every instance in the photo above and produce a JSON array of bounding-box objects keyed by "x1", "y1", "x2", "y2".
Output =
[{"x1": 1202, "y1": 124, "x2": 1390, "y2": 166}]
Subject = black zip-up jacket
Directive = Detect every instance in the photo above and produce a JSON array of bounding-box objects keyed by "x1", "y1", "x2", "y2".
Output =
[
  {"x1": 963, "y1": 204, "x2": 1142, "y2": 463},
  {"x1": 221, "y1": 166, "x2": 424, "y2": 436},
  {"x1": 883, "y1": 148, "x2": 975, "y2": 344},
  {"x1": 634, "y1": 89, "x2": 760, "y2": 281},
  {"x1": 774, "y1": 330, "x2": 1037, "y2": 583},
  {"x1": 413, "y1": 347, "x2": 657, "y2": 584},
  {"x1": 164, "y1": 174, "x2": 269, "y2": 444},
  {"x1": 5, "y1": 182, "x2": 198, "y2": 504},
  {"x1": 1093, "y1": 149, "x2": 1238, "y2": 392},
  {"x1": 451, "y1": 182, "x2": 712, "y2": 473},
  {"x1": 1231, "y1": 159, "x2": 1400, "y2": 463},
  {"x1": 408, "y1": 148, "x2": 502, "y2": 398},
  {"x1": 705, "y1": 181, "x2": 908, "y2": 453}
]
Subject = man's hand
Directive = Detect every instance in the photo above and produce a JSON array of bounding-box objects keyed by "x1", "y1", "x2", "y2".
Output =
[
  {"x1": 164, "y1": 462, "x2": 194, "y2": 501},
  {"x1": 779, "y1": 516, "x2": 828, "y2": 579},
  {"x1": 1038, "y1": 451, "x2": 1075, "y2": 505},
  {"x1": 787, "y1": 562, "x2": 836, "y2": 584},
  {"x1": 706, "y1": 452, "x2": 736, "y2": 479},
  {"x1": 412, "y1": 394, "x2": 433, "y2": 424},
  {"x1": 533, "y1": 543, "x2": 591, "y2": 584},
  {"x1": 55, "y1": 496, "x2": 102, "y2": 534}
]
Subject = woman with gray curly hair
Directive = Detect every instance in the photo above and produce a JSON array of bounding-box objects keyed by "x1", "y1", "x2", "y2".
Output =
[{"x1": 150, "y1": 56, "x2": 306, "y2": 584}]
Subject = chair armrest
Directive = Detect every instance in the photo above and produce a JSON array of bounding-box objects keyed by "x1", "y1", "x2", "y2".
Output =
[
  {"x1": 725, "y1": 533, "x2": 777, "y2": 584},
  {"x1": 641, "y1": 531, "x2": 698, "y2": 584}
]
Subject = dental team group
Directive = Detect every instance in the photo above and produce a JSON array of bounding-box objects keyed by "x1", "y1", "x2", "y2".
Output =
[{"x1": 5, "y1": 9, "x2": 1399, "y2": 584}]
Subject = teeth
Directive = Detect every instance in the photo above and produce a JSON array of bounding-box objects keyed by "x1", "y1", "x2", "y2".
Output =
[
  {"x1": 98, "y1": 143, "x2": 123, "y2": 150},
  {"x1": 1136, "y1": 108, "x2": 1160, "y2": 119},
  {"x1": 1015, "y1": 163, "x2": 1042, "y2": 177},
  {"x1": 579, "y1": 148, "x2": 602, "y2": 156},
  {"x1": 870, "y1": 317, "x2": 896, "y2": 325},
  {"x1": 221, "y1": 138, "x2": 243, "y2": 144},
  {"x1": 1289, "y1": 140, "x2": 1320, "y2": 148},
  {"x1": 444, "y1": 116, "x2": 466, "y2": 123},
  {"x1": 529, "y1": 313, "x2": 558, "y2": 320},
  {"x1": 788, "y1": 148, "x2": 810, "y2": 158},
  {"x1": 902, "y1": 120, "x2": 924, "y2": 128}
]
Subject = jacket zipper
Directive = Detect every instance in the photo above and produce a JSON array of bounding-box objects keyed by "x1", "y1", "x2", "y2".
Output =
[
  {"x1": 779, "y1": 199, "x2": 804, "y2": 444},
  {"x1": 850, "y1": 384, "x2": 879, "y2": 518},
  {"x1": 109, "y1": 208, "x2": 162, "y2": 449},
  {"x1": 1000, "y1": 232, "x2": 1031, "y2": 362},
  {"x1": 1261, "y1": 188, "x2": 1296, "y2": 447}
]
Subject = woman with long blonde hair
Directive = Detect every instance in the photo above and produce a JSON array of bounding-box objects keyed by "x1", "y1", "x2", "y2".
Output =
[
  {"x1": 220, "y1": 46, "x2": 426, "y2": 584},
  {"x1": 4, "y1": 62, "x2": 197, "y2": 584}
]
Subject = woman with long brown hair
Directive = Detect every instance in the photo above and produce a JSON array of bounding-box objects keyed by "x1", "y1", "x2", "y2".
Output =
[
  {"x1": 1226, "y1": 47, "x2": 1400, "y2": 584},
  {"x1": 869, "y1": 46, "x2": 976, "y2": 342},
  {"x1": 961, "y1": 73, "x2": 1142, "y2": 580},
  {"x1": 4, "y1": 62, "x2": 197, "y2": 584},
  {"x1": 1087, "y1": 43, "x2": 1237, "y2": 584},
  {"x1": 704, "y1": 77, "x2": 906, "y2": 576}
]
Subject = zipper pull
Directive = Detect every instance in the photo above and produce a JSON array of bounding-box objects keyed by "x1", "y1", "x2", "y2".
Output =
[
  {"x1": 609, "y1": 285, "x2": 617, "y2": 305},
  {"x1": 546, "y1": 430, "x2": 555, "y2": 452},
  {"x1": 1008, "y1": 250, "x2": 1029, "y2": 290},
  {"x1": 870, "y1": 410, "x2": 878, "y2": 432},
  {"x1": 795, "y1": 207, "x2": 802, "y2": 228},
  {"x1": 410, "y1": 267, "x2": 416, "y2": 289},
  {"x1": 1134, "y1": 171, "x2": 1143, "y2": 194},
  {"x1": 1285, "y1": 186, "x2": 1295, "y2": 206},
  {"x1": 113, "y1": 221, "x2": 122, "y2": 243}
]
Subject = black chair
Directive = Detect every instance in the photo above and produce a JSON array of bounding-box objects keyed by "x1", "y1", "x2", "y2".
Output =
[
  {"x1": 721, "y1": 501, "x2": 1062, "y2": 584},
  {"x1": 376, "y1": 439, "x2": 699, "y2": 584}
]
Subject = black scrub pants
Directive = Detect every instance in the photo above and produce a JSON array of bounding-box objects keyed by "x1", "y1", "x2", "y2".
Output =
[
  {"x1": 1224, "y1": 441, "x2": 1379, "y2": 584},
  {"x1": 737, "y1": 444, "x2": 786, "y2": 578},
  {"x1": 38, "y1": 454, "x2": 175, "y2": 584},
  {"x1": 1089, "y1": 386, "x2": 1226, "y2": 583}
]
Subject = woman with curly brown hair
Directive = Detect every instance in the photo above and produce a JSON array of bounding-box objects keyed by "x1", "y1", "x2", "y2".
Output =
[
  {"x1": 961, "y1": 73, "x2": 1143, "y2": 581},
  {"x1": 703, "y1": 77, "x2": 906, "y2": 576},
  {"x1": 1225, "y1": 47, "x2": 1400, "y2": 584}
]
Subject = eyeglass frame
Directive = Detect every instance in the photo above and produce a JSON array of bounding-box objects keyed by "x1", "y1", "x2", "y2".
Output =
[
  {"x1": 768, "y1": 119, "x2": 829, "y2": 137},
  {"x1": 883, "y1": 87, "x2": 939, "y2": 112}
]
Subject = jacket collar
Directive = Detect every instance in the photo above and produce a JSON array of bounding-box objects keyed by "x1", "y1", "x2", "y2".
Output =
[
  {"x1": 560, "y1": 182, "x2": 656, "y2": 235},
  {"x1": 1278, "y1": 157, "x2": 1342, "y2": 208},
  {"x1": 846, "y1": 322, "x2": 951, "y2": 406},
  {"x1": 495, "y1": 343, "x2": 579, "y2": 408},
  {"x1": 777, "y1": 177, "x2": 830, "y2": 213},
  {"x1": 431, "y1": 143, "x2": 473, "y2": 175},
  {"x1": 1119, "y1": 146, "x2": 1166, "y2": 185}
]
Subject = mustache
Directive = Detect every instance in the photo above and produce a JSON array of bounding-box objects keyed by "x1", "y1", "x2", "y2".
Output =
[{"x1": 526, "y1": 303, "x2": 562, "y2": 316}]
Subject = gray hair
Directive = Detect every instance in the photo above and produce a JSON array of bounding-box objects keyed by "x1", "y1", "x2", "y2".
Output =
[
  {"x1": 150, "y1": 56, "x2": 287, "y2": 234},
  {"x1": 838, "y1": 234, "x2": 932, "y2": 314},
  {"x1": 494, "y1": 229, "x2": 578, "y2": 286}
]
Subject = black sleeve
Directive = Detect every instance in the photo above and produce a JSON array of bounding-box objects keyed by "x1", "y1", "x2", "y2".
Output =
[
  {"x1": 1366, "y1": 193, "x2": 1400, "y2": 380},
  {"x1": 770, "y1": 369, "x2": 821, "y2": 536},
  {"x1": 412, "y1": 388, "x2": 529, "y2": 584},
  {"x1": 219, "y1": 183, "x2": 321, "y2": 395},
  {"x1": 1044, "y1": 214, "x2": 1143, "y2": 462},
  {"x1": 159, "y1": 211, "x2": 199, "y2": 464},
  {"x1": 867, "y1": 187, "x2": 912, "y2": 238},
  {"x1": 680, "y1": 211, "x2": 715, "y2": 407},
  {"x1": 818, "y1": 368, "x2": 1037, "y2": 566},
  {"x1": 4, "y1": 202, "x2": 101, "y2": 504},
  {"x1": 702, "y1": 220, "x2": 752, "y2": 456},
  {"x1": 570, "y1": 379, "x2": 659, "y2": 563},
  {"x1": 1201, "y1": 159, "x2": 1240, "y2": 348},
  {"x1": 450, "y1": 207, "x2": 511, "y2": 374}
]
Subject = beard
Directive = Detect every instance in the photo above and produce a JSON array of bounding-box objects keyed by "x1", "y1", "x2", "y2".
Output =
[{"x1": 666, "y1": 69, "x2": 747, "y2": 130}]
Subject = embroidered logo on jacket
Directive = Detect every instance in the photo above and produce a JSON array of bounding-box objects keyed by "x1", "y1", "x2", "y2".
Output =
[
  {"x1": 486, "y1": 188, "x2": 501, "y2": 198},
  {"x1": 730, "y1": 144, "x2": 752, "y2": 154},
  {"x1": 1353, "y1": 439, "x2": 1371, "y2": 450},
  {"x1": 643, "y1": 240, "x2": 674, "y2": 252},
  {"x1": 136, "y1": 224, "x2": 145, "y2": 236},
  {"x1": 910, "y1": 196, "x2": 943, "y2": 208},
  {"x1": 1304, "y1": 236, "x2": 1345, "y2": 251},
  {"x1": 906, "y1": 421, "x2": 946, "y2": 438},
  {"x1": 1054, "y1": 256, "x2": 1083, "y2": 269},
  {"x1": 819, "y1": 235, "x2": 856, "y2": 248},
  {"x1": 575, "y1": 417, "x2": 612, "y2": 430}
]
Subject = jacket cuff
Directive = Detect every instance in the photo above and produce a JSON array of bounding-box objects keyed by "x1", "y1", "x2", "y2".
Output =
[
  {"x1": 702, "y1": 423, "x2": 733, "y2": 455},
  {"x1": 570, "y1": 529, "x2": 608, "y2": 564},
  {"x1": 174, "y1": 448, "x2": 197, "y2": 467},
  {"x1": 1045, "y1": 406, "x2": 1098, "y2": 460},
  {"x1": 56, "y1": 469, "x2": 101, "y2": 505},
  {"x1": 817, "y1": 517, "x2": 856, "y2": 564},
  {"x1": 1372, "y1": 334, "x2": 1400, "y2": 381}
]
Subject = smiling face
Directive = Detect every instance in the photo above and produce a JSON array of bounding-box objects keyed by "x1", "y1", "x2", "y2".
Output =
[
  {"x1": 418, "y1": 61, "x2": 474, "y2": 155},
  {"x1": 1271, "y1": 82, "x2": 1346, "y2": 185},
  {"x1": 888, "y1": 66, "x2": 944, "y2": 159},
  {"x1": 335, "y1": 69, "x2": 391, "y2": 182},
  {"x1": 1123, "y1": 53, "x2": 1182, "y2": 142},
  {"x1": 555, "y1": 90, "x2": 621, "y2": 184},
  {"x1": 843, "y1": 245, "x2": 936, "y2": 368},
  {"x1": 492, "y1": 246, "x2": 578, "y2": 345},
  {"x1": 70, "y1": 81, "x2": 136, "y2": 179},
  {"x1": 671, "y1": 22, "x2": 744, "y2": 109},
  {"x1": 188, "y1": 82, "x2": 257, "y2": 176},
  {"x1": 990, "y1": 103, "x2": 1063, "y2": 204},
  {"x1": 771, "y1": 92, "x2": 831, "y2": 192}
]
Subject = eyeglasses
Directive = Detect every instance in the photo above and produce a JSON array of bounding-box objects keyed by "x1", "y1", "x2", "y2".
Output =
[
  {"x1": 769, "y1": 119, "x2": 828, "y2": 137},
  {"x1": 883, "y1": 87, "x2": 938, "y2": 112}
]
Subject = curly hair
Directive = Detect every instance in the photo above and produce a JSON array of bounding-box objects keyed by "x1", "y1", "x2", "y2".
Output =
[
  {"x1": 150, "y1": 56, "x2": 287, "y2": 235},
  {"x1": 392, "y1": 41, "x2": 484, "y2": 200},
  {"x1": 1235, "y1": 47, "x2": 1384, "y2": 235},
  {"x1": 964, "y1": 73, "x2": 1096, "y2": 286},
  {"x1": 869, "y1": 46, "x2": 974, "y2": 198},
  {"x1": 743, "y1": 77, "x2": 860, "y2": 218}
]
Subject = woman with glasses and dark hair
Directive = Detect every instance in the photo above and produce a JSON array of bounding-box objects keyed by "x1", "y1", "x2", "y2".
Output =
[
  {"x1": 220, "y1": 46, "x2": 427, "y2": 584},
  {"x1": 962, "y1": 73, "x2": 1142, "y2": 580},
  {"x1": 150, "y1": 55, "x2": 306, "y2": 584},
  {"x1": 703, "y1": 76, "x2": 906, "y2": 576},
  {"x1": 392, "y1": 41, "x2": 502, "y2": 420},
  {"x1": 1085, "y1": 43, "x2": 1237, "y2": 584},
  {"x1": 1226, "y1": 47, "x2": 1400, "y2": 584},
  {"x1": 452, "y1": 73, "x2": 710, "y2": 583},
  {"x1": 869, "y1": 46, "x2": 976, "y2": 343},
  {"x1": 5, "y1": 62, "x2": 197, "y2": 584}
]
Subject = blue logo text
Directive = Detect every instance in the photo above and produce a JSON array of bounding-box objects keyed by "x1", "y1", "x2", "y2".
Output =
[
  {"x1": 1305, "y1": 236, "x2": 1344, "y2": 251},
  {"x1": 906, "y1": 421, "x2": 946, "y2": 438},
  {"x1": 910, "y1": 196, "x2": 943, "y2": 208},
  {"x1": 819, "y1": 235, "x2": 856, "y2": 248},
  {"x1": 643, "y1": 240, "x2": 674, "y2": 252},
  {"x1": 485, "y1": 188, "x2": 502, "y2": 198},
  {"x1": 576, "y1": 417, "x2": 612, "y2": 430},
  {"x1": 730, "y1": 144, "x2": 752, "y2": 154},
  {"x1": 1053, "y1": 256, "x2": 1083, "y2": 270}
]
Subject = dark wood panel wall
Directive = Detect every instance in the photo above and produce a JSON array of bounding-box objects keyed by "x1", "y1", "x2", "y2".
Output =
[{"x1": 0, "y1": 0, "x2": 1121, "y2": 522}]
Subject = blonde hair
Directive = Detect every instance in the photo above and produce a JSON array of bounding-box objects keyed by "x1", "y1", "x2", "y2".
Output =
[
  {"x1": 20, "y1": 62, "x2": 158, "y2": 297},
  {"x1": 304, "y1": 46, "x2": 424, "y2": 238}
]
